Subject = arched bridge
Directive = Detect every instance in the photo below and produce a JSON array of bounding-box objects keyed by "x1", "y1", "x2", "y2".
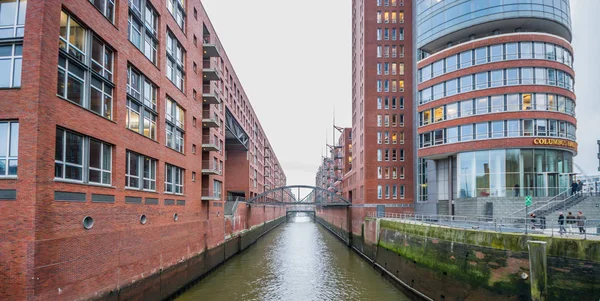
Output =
[{"x1": 245, "y1": 185, "x2": 351, "y2": 207}]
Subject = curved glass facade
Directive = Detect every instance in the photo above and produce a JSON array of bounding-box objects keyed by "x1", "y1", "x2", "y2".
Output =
[
  {"x1": 418, "y1": 40, "x2": 573, "y2": 83},
  {"x1": 418, "y1": 118, "x2": 576, "y2": 149},
  {"x1": 457, "y1": 149, "x2": 573, "y2": 198},
  {"x1": 418, "y1": 92, "x2": 576, "y2": 126},
  {"x1": 418, "y1": 66, "x2": 574, "y2": 104},
  {"x1": 417, "y1": 0, "x2": 572, "y2": 49}
]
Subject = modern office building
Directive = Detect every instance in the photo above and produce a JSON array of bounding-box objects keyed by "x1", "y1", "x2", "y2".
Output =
[
  {"x1": 414, "y1": 0, "x2": 576, "y2": 216},
  {"x1": 0, "y1": 1, "x2": 285, "y2": 299},
  {"x1": 350, "y1": 0, "x2": 414, "y2": 211}
]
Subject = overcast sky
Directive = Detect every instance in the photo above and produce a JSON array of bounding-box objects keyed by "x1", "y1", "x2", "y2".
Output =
[{"x1": 202, "y1": 0, "x2": 599, "y2": 186}]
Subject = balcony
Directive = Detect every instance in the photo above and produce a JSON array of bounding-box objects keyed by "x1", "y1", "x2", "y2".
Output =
[
  {"x1": 203, "y1": 36, "x2": 221, "y2": 58},
  {"x1": 202, "y1": 135, "x2": 220, "y2": 152},
  {"x1": 202, "y1": 60, "x2": 220, "y2": 82},
  {"x1": 202, "y1": 110, "x2": 220, "y2": 128},
  {"x1": 202, "y1": 85, "x2": 221, "y2": 105},
  {"x1": 201, "y1": 188, "x2": 221, "y2": 201},
  {"x1": 202, "y1": 160, "x2": 221, "y2": 176}
]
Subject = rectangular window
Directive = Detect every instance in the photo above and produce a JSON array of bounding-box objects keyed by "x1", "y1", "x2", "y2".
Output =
[
  {"x1": 126, "y1": 65, "x2": 157, "y2": 140},
  {"x1": 377, "y1": 185, "x2": 382, "y2": 199},
  {"x1": 490, "y1": 44, "x2": 503, "y2": 62},
  {"x1": 536, "y1": 119, "x2": 547, "y2": 136},
  {"x1": 476, "y1": 97, "x2": 488, "y2": 114},
  {"x1": 507, "y1": 120, "x2": 519, "y2": 137},
  {"x1": 166, "y1": 97, "x2": 185, "y2": 153},
  {"x1": 399, "y1": 28, "x2": 404, "y2": 40},
  {"x1": 535, "y1": 93, "x2": 547, "y2": 110},
  {"x1": 522, "y1": 93, "x2": 532, "y2": 110},
  {"x1": 475, "y1": 47, "x2": 487, "y2": 65},
  {"x1": 421, "y1": 65, "x2": 431, "y2": 82},
  {"x1": 490, "y1": 70, "x2": 502, "y2": 87},
  {"x1": 432, "y1": 60, "x2": 444, "y2": 77},
  {"x1": 461, "y1": 124, "x2": 473, "y2": 142},
  {"x1": 491, "y1": 121, "x2": 503, "y2": 138},
  {"x1": 91, "y1": 0, "x2": 115, "y2": 23},
  {"x1": 0, "y1": 0, "x2": 26, "y2": 39},
  {"x1": 523, "y1": 120, "x2": 534, "y2": 136},
  {"x1": 447, "y1": 126, "x2": 458, "y2": 143},
  {"x1": 446, "y1": 55, "x2": 457, "y2": 72},
  {"x1": 58, "y1": 11, "x2": 114, "y2": 119},
  {"x1": 491, "y1": 95, "x2": 503, "y2": 112},
  {"x1": 446, "y1": 78, "x2": 458, "y2": 96},
  {"x1": 521, "y1": 42, "x2": 533, "y2": 59},
  {"x1": 506, "y1": 43, "x2": 518, "y2": 60},
  {"x1": 460, "y1": 75, "x2": 472, "y2": 93},
  {"x1": 166, "y1": 31, "x2": 185, "y2": 90},
  {"x1": 506, "y1": 68, "x2": 519, "y2": 85},
  {"x1": 0, "y1": 121, "x2": 18, "y2": 176},
  {"x1": 476, "y1": 72, "x2": 488, "y2": 90},
  {"x1": 128, "y1": 0, "x2": 158, "y2": 64},
  {"x1": 460, "y1": 50, "x2": 472, "y2": 68},
  {"x1": 521, "y1": 67, "x2": 533, "y2": 85},
  {"x1": 166, "y1": 0, "x2": 185, "y2": 31},
  {"x1": 55, "y1": 128, "x2": 111, "y2": 185},
  {"x1": 460, "y1": 99, "x2": 473, "y2": 117},
  {"x1": 165, "y1": 163, "x2": 184, "y2": 194},
  {"x1": 385, "y1": 185, "x2": 390, "y2": 199},
  {"x1": 506, "y1": 94, "x2": 519, "y2": 111},
  {"x1": 400, "y1": 185, "x2": 405, "y2": 199},
  {"x1": 446, "y1": 103, "x2": 458, "y2": 119},
  {"x1": 0, "y1": 43, "x2": 22, "y2": 88},
  {"x1": 126, "y1": 150, "x2": 156, "y2": 191}
]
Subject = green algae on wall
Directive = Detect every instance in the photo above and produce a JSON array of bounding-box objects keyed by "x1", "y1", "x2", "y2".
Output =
[{"x1": 379, "y1": 220, "x2": 600, "y2": 263}]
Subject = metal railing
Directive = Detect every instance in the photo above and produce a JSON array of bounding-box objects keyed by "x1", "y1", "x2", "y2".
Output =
[
  {"x1": 367, "y1": 212, "x2": 600, "y2": 239},
  {"x1": 508, "y1": 189, "x2": 571, "y2": 217}
]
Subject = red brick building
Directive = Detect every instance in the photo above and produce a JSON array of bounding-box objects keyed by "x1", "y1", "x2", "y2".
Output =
[
  {"x1": 0, "y1": 0, "x2": 285, "y2": 300},
  {"x1": 414, "y1": 0, "x2": 576, "y2": 217},
  {"x1": 349, "y1": 0, "x2": 414, "y2": 210}
]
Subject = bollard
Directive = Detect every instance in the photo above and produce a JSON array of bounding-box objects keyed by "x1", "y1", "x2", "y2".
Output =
[{"x1": 527, "y1": 241, "x2": 548, "y2": 301}]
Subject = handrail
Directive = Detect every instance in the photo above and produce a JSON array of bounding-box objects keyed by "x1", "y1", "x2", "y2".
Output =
[{"x1": 508, "y1": 189, "x2": 570, "y2": 217}]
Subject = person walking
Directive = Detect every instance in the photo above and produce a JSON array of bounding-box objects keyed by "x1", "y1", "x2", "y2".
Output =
[
  {"x1": 577, "y1": 180, "x2": 583, "y2": 196},
  {"x1": 566, "y1": 212, "x2": 575, "y2": 234},
  {"x1": 558, "y1": 212, "x2": 566, "y2": 236},
  {"x1": 577, "y1": 211, "x2": 586, "y2": 234},
  {"x1": 530, "y1": 212, "x2": 537, "y2": 230},
  {"x1": 514, "y1": 183, "x2": 520, "y2": 197},
  {"x1": 571, "y1": 181, "x2": 578, "y2": 196}
]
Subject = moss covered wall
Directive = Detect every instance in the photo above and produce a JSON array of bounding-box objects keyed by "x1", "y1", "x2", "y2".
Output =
[{"x1": 378, "y1": 220, "x2": 600, "y2": 300}]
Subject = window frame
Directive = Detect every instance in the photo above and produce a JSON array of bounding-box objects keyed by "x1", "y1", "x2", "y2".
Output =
[
  {"x1": 126, "y1": 150, "x2": 157, "y2": 191},
  {"x1": 0, "y1": 121, "x2": 18, "y2": 177}
]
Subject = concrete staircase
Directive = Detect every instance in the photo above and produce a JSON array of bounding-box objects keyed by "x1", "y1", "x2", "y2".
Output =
[{"x1": 541, "y1": 195, "x2": 600, "y2": 219}]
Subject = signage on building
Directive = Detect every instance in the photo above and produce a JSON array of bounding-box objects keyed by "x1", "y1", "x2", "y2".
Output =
[{"x1": 532, "y1": 138, "x2": 577, "y2": 150}]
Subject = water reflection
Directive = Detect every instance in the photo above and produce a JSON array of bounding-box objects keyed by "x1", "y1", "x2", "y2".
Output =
[{"x1": 176, "y1": 217, "x2": 409, "y2": 301}]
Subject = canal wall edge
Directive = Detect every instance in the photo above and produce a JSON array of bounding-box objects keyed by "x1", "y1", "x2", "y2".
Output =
[
  {"x1": 316, "y1": 216, "x2": 600, "y2": 301},
  {"x1": 90, "y1": 216, "x2": 286, "y2": 301}
]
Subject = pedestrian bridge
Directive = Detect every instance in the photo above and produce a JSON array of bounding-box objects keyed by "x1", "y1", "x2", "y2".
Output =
[{"x1": 245, "y1": 185, "x2": 351, "y2": 207}]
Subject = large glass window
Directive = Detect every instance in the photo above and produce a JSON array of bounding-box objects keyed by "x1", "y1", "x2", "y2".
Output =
[
  {"x1": 522, "y1": 93, "x2": 532, "y2": 110},
  {"x1": 490, "y1": 70, "x2": 502, "y2": 87},
  {"x1": 446, "y1": 55, "x2": 457, "y2": 72},
  {"x1": 0, "y1": 0, "x2": 26, "y2": 38},
  {"x1": 90, "y1": 0, "x2": 115, "y2": 23},
  {"x1": 166, "y1": 31, "x2": 185, "y2": 91},
  {"x1": 126, "y1": 65, "x2": 157, "y2": 140},
  {"x1": 535, "y1": 93, "x2": 547, "y2": 110},
  {"x1": 506, "y1": 43, "x2": 518, "y2": 60},
  {"x1": 0, "y1": 43, "x2": 22, "y2": 88},
  {"x1": 166, "y1": 0, "x2": 185, "y2": 31},
  {"x1": 521, "y1": 67, "x2": 533, "y2": 85},
  {"x1": 58, "y1": 11, "x2": 114, "y2": 119},
  {"x1": 520, "y1": 42, "x2": 532, "y2": 59},
  {"x1": 476, "y1": 122, "x2": 488, "y2": 140},
  {"x1": 0, "y1": 121, "x2": 18, "y2": 176},
  {"x1": 128, "y1": 0, "x2": 158, "y2": 64},
  {"x1": 446, "y1": 103, "x2": 458, "y2": 119},
  {"x1": 506, "y1": 68, "x2": 519, "y2": 85},
  {"x1": 432, "y1": 60, "x2": 444, "y2": 77},
  {"x1": 506, "y1": 94, "x2": 519, "y2": 111},
  {"x1": 476, "y1": 72, "x2": 488, "y2": 89},
  {"x1": 446, "y1": 78, "x2": 458, "y2": 96},
  {"x1": 447, "y1": 127, "x2": 458, "y2": 143},
  {"x1": 166, "y1": 97, "x2": 185, "y2": 153},
  {"x1": 460, "y1": 100, "x2": 473, "y2": 117},
  {"x1": 165, "y1": 163, "x2": 184, "y2": 194},
  {"x1": 460, "y1": 75, "x2": 472, "y2": 93},
  {"x1": 490, "y1": 44, "x2": 503, "y2": 62},
  {"x1": 460, "y1": 50, "x2": 472, "y2": 69},
  {"x1": 507, "y1": 120, "x2": 519, "y2": 137},
  {"x1": 476, "y1": 97, "x2": 488, "y2": 114},
  {"x1": 475, "y1": 47, "x2": 487, "y2": 65},
  {"x1": 55, "y1": 128, "x2": 111, "y2": 184},
  {"x1": 461, "y1": 124, "x2": 473, "y2": 142},
  {"x1": 491, "y1": 121, "x2": 503, "y2": 138},
  {"x1": 126, "y1": 150, "x2": 156, "y2": 191},
  {"x1": 490, "y1": 95, "x2": 503, "y2": 112}
]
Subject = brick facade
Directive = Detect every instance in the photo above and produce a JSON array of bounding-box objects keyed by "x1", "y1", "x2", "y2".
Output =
[{"x1": 0, "y1": 1, "x2": 285, "y2": 300}]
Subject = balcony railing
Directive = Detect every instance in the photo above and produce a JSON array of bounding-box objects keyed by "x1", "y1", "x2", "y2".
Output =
[
  {"x1": 202, "y1": 59, "x2": 221, "y2": 82},
  {"x1": 202, "y1": 135, "x2": 220, "y2": 152},
  {"x1": 202, "y1": 160, "x2": 221, "y2": 175},
  {"x1": 201, "y1": 188, "x2": 221, "y2": 201},
  {"x1": 202, "y1": 84, "x2": 221, "y2": 105},
  {"x1": 202, "y1": 109, "x2": 220, "y2": 128},
  {"x1": 202, "y1": 36, "x2": 221, "y2": 58}
]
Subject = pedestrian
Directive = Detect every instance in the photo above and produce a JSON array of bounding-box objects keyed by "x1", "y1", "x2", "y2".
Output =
[
  {"x1": 577, "y1": 211, "x2": 586, "y2": 234},
  {"x1": 530, "y1": 212, "x2": 537, "y2": 230},
  {"x1": 571, "y1": 181, "x2": 578, "y2": 196},
  {"x1": 558, "y1": 212, "x2": 566, "y2": 235},
  {"x1": 514, "y1": 183, "x2": 520, "y2": 197},
  {"x1": 577, "y1": 180, "x2": 583, "y2": 196},
  {"x1": 566, "y1": 212, "x2": 575, "y2": 233}
]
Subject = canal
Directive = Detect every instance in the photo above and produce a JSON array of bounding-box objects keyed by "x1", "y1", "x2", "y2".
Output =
[{"x1": 176, "y1": 216, "x2": 410, "y2": 301}]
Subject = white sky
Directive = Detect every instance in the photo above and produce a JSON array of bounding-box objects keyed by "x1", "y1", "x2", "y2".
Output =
[{"x1": 202, "y1": 0, "x2": 600, "y2": 185}]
